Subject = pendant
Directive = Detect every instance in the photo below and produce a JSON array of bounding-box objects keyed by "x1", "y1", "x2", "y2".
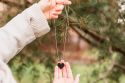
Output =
[{"x1": 57, "y1": 62, "x2": 64, "y2": 69}]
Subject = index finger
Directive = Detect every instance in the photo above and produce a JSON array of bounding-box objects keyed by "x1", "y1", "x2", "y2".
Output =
[
  {"x1": 63, "y1": 0, "x2": 72, "y2": 5},
  {"x1": 56, "y1": 0, "x2": 64, "y2": 4},
  {"x1": 56, "y1": 0, "x2": 72, "y2": 5},
  {"x1": 54, "y1": 66, "x2": 58, "y2": 79},
  {"x1": 65, "y1": 62, "x2": 73, "y2": 78}
]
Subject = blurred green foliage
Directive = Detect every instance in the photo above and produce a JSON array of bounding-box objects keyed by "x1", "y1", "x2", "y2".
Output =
[{"x1": 1, "y1": 0, "x2": 125, "y2": 83}]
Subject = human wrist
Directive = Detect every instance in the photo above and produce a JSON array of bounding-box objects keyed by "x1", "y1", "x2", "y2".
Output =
[{"x1": 37, "y1": 1, "x2": 51, "y2": 20}]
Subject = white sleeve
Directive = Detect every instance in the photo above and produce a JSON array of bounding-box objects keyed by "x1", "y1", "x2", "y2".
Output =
[
  {"x1": 0, "y1": 60, "x2": 16, "y2": 83},
  {"x1": 0, "y1": 3, "x2": 50, "y2": 63}
]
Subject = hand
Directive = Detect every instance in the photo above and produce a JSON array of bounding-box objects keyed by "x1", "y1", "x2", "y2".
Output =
[
  {"x1": 53, "y1": 60, "x2": 80, "y2": 83},
  {"x1": 38, "y1": 0, "x2": 71, "y2": 19}
]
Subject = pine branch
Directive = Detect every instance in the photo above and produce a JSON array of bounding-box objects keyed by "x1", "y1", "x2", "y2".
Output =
[
  {"x1": 0, "y1": 0, "x2": 23, "y2": 8},
  {"x1": 71, "y1": 26, "x2": 100, "y2": 47},
  {"x1": 0, "y1": 0, "x2": 31, "y2": 8},
  {"x1": 114, "y1": 63, "x2": 125, "y2": 72},
  {"x1": 93, "y1": 61, "x2": 115, "y2": 83},
  {"x1": 60, "y1": 15, "x2": 125, "y2": 56},
  {"x1": 93, "y1": 54, "x2": 117, "y2": 83}
]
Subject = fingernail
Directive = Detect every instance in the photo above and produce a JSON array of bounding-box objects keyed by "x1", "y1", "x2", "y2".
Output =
[
  {"x1": 64, "y1": 1, "x2": 72, "y2": 5},
  {"x1": 67, "y1": 1, "x2": 72, "y2": 4},
  {"x1": 55, "y1": 66, "x2": 58, "y2": 68},
  {"x1": 61, "y1": 60, "x2": 64, "y2": 62}
]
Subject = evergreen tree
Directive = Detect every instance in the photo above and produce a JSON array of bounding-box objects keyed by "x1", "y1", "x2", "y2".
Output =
[{"x1": 1, "y1": 0, "x2": 125, "y2": 83}]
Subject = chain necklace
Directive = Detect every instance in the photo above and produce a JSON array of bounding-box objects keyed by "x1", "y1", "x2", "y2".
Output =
[
  {"x1": 50, "y1": 0, "x2": 69, "y2": 69},
  {"x1": 63, "y1": 5, "x2": 69, "y2": 59},
  {"x1": 54, "y1": 4, "x2": 69, "y2": 62}
]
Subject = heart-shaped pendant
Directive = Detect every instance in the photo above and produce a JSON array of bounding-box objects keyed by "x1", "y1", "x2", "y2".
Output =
[{"x1": 57, "y1": 63, "x2": 64, "y2": 69}]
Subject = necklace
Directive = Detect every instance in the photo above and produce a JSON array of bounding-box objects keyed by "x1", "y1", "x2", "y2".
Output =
[{"x1": 50, "y1": 0, "x2": 69, "y2": 69}]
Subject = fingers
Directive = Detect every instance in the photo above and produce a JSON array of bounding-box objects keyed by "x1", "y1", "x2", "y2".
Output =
[
  {"x1": 50, "y1": 4, "x2": 64, "y2": 19},
  {"x1": 55, "y1": 60, "x2": 73, "y2": 79},
  {"x1": 54, "y1": 66, "x2": 58, "y2": 79},
  {"x1": 49, "y1": 0, "x2": 71, "y2": 19},
  {"x1": 56, "y1": 0, "x2": 72, "y2": 5},
  {"x1": 56, "y1": 60, "x2": 67, "y2": 78},
  {"x1": 74, "y1": 74, "x2": 80, "y2": 83},
  {"x1": 51, "y1": 14, "x2": 59, "y2": 19},
  {"x1": 54, "y1": 11, "x2": 62, "y2": 15},
  {"x1": 65, "y1": 62, "x2": 73, "y2": 78},
  {"x1": 62, "y1": 63, "x2": 67, "y2": 78},
  {"x1": 58, "y1": 66, "x2": 62, "y2": 78},
  {"x1": 55, "y1": 5, "x2": 64, "y2": 11},
  {"x1": 58, "y1": 60, "x2": 65, "y2": 78},
  {"x1": 63, "y1": 0, "x2": 72, "y2": 5},
  {"x1": 56, "y1": 0, "x2": 64, "y2": 4},
  {"x1": 60, "y1": 60, "x2": 67, "y2": 78},
  {"x1": 51, "y1": 4, "x2": 64, "y2": 19}
]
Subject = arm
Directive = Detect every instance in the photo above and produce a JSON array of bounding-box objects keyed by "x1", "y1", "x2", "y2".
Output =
[
  {"x1": 0, "y1": 4, "x2": 50, "y2": 82},
  {"x1": 0, "y1": 0, "x2": 71, "y2": 63},
  {"x1": 0, "y1": 3, "x2": 50, "y2": 63},
  {"x1": 0, "y1": 0, "x2": 71, "y2": 83}
]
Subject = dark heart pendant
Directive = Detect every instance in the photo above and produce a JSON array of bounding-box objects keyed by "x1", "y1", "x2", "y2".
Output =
[{"x1": 57, "y1": 63, "x2": 64, "y2": 69}]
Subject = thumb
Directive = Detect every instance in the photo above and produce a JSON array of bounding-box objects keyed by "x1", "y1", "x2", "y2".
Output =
[{"x1": 74, "y1": 74, "x2": 80, "y2": 83}]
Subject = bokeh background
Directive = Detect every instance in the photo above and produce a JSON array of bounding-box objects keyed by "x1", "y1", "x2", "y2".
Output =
[{"x1": 1, "y1": 0, "x2": 125, "y2": 83}]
